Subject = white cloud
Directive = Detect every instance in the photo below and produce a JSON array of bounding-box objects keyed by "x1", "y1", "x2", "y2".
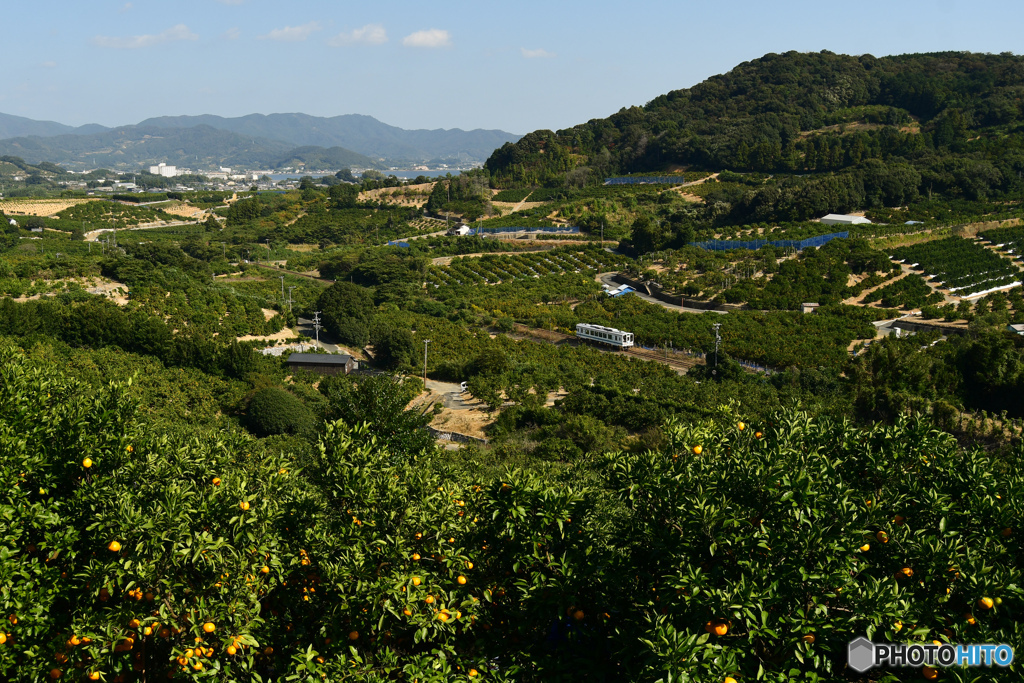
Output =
[
  {"x1": 41, "y1": 61, "x2": 57, "y2": 68},
  {"x1": 259, "y1": 21, "x2": 321, "y2": 42},
  {"x1": 119, "y1": 2, "x2": 133, "y2": 12},
  {"x1": 521, "y1": 47, "x2": 555, "y2": 59},
  {"x1": 93, "y1": 24, "x2": 198, "y2": 49},
  {"x1": 222, "y1": 27, "x2": 241, "y2": 40},
  {"x1": 402, "y1": 29, "x2": 451, "y2": 48},
  {"x1": 329, "y1": 23, "x2": 387, "y2": 46}
]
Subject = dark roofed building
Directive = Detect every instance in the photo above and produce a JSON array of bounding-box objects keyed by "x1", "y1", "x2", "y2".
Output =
[{"x1": 285, "y1": 353, "x2": 357, "y2": 376}]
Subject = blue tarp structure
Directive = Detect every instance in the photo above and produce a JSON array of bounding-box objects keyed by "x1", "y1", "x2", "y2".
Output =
[
  {"x1": 469, "y1": 226, "x2": 580, "y2": 235},
  {"x1": 689, "y1": 232, "x2": 849, "y2": 252},
  {"x1": 386, "y1": 240, "x2": 410, "y2": 248}
]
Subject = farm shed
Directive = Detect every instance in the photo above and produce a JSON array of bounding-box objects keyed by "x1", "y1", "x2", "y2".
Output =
[
  {"x1": 820, "y1": 213, "x2": 872, "y2": 226},
  {"x1": 285, "y1": 353, "x2": 357, "y2": 376}
]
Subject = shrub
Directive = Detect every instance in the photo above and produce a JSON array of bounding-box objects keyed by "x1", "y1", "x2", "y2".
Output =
[{"x1": 244, "y1": 386, "x2": 315, "y2": 437}]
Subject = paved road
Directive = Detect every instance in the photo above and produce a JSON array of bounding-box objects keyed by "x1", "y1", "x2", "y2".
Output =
[
  {"x1": 597, "y1": 272, "x2": 728, "y2": 315},
  {"x1": 84, "y1": 220, "x2": 201, "y2": 242}
]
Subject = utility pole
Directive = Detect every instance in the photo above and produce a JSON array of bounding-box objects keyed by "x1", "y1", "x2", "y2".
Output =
[
  {"x1": 312, "y1": 311, "x2": 322, "y2": 348},
  {"x1": 287, "y1": 286, "x2": 295, "y2": 312},
  {"x1": 280, "y1": 276, "x2": 285, "y2": 302},
  {"x1": 423, "y1": 339, "x2": 431, "y2": 383},
  {"x1": 601, "y1": 221, "x2": 604, "y2": 243},
  {"x1": 712, "y1": 322, "x2": 722, "y2": 372}
]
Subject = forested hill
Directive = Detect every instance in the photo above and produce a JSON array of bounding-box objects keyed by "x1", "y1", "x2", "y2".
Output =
[{"x1": 485, "y1": 51, "x2": 1024, "y2": 188}]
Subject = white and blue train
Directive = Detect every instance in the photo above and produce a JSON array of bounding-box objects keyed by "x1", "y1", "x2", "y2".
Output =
[{"x1": 575, "y1": 323, "x2": 634, "y2": 349}]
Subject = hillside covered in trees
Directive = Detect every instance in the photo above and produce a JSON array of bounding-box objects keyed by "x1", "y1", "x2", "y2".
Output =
[{"x1": 485, "y1": 51, "x2": 1024, "y2": 222}]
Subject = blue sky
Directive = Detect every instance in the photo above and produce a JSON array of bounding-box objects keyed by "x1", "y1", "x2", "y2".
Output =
[{"x1": 3, "y1": 0, "x2": 1021, "y2": 135}]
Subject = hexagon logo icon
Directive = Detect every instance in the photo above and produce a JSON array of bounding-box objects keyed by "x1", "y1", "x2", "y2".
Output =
[{"x1": 848, "y1": 637, "x2": 875, "y2": 673}]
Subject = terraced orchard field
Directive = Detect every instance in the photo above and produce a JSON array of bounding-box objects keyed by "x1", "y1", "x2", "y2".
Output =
[
  {"x1": 979, "y1": 225, "x2": 1024, "y2": 265},
  {"x1": 891, "y1": 237, "x2": 1021, "y2": 297},
  {"x1": 427, "y1": 247, "x2": 630, "y2": 288},
  {"x1": 862, "y1": 274, "x2": 944, "y2": 309},
  {"x1": 0, "y1": 198, "x2": 97, "y2": 216}
]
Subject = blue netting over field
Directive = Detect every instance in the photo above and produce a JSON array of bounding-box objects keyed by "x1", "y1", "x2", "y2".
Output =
[
  {"x1": 470, "y1": 226, "x2": 580, "y2": 235},
  {"x1": 690, "y1": 232, "x2": 849, "y2": 252},
  {"x1": 605, "y1": 177, "x2": 689, "y2": 185}
]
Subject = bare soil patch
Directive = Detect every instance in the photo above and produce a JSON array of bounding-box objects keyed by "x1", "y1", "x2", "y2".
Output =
[{"x1": 237, "y1": 327, "x2": 297, "y2": 344}]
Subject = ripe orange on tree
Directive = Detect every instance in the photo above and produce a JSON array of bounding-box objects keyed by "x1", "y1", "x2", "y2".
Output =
[
  {"x1": 82, "y1": 458, "x2": 92, "y2": 469},
  {"x1": 978, "y1": 597, "x2": 994, "y2": 610},
  {"x1": 202, "y1": 622, "x2": 216, "y2": 633},
  {"x1": 239, "y1": 501, "x2": 250, "y2": 511},
  {"x1": 876, "y1": 531, "x2": 888, "y2": 543},
  {"x1": 457, "y1": 576, "x2": 467, "y2": 585},
  {"x1": 348, "y1": 630, "x2": 359, "y2": 641},
  {"x1": 212, "y1": 477, "x2": 221, "y2": 486},
  {"x1": 692, "y1": 445, "x2": 702, "y2": 455},
  {"x1": 108, "y1": 541, "x2": 121, "y2": 552}
]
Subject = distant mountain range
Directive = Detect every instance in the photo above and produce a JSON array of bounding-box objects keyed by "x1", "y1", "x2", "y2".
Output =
[{"x1": 0, "y1": 112, "x2": 521, "y2": 171}]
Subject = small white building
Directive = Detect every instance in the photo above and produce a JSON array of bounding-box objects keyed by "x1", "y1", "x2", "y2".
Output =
[
  {"x1": 821, "y1": 213, "x2": 872, "y2": 226},
  {"x1": 801, "y1": 303, "x2": 820, "y2": 314},
  {"x1": 1009, "y1": 323, "x2": 1024, "y2": 336}
]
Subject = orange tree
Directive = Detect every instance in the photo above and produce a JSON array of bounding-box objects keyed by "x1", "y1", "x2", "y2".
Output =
[
  {"x1": 3, "y1": 336, "x2": 1023, "y2": 682},
  {"x1": 601, "y1": 410, "x2": 1023, "y2": 681}
]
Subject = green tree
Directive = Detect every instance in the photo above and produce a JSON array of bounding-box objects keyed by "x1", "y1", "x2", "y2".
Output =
[
  {"x1": 244, "y1": 386, "x2": 315, "y2": 437},
  {"x1": 319, "y1": 374, "x2": 435, "y2": 459}
]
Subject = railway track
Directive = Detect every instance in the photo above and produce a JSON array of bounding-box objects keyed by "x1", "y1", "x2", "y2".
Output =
[
  {"x1": 625, "y1": 346, "x2": 704, "y2": 371},
  {"x1": 508, "y1": 324, "x2": 704, "y2": 373}
]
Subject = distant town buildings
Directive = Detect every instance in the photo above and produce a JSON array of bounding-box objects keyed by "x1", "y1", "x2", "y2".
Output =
[{"x1": 148, "y1": 163, "x2": 178, "y2": 177}]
